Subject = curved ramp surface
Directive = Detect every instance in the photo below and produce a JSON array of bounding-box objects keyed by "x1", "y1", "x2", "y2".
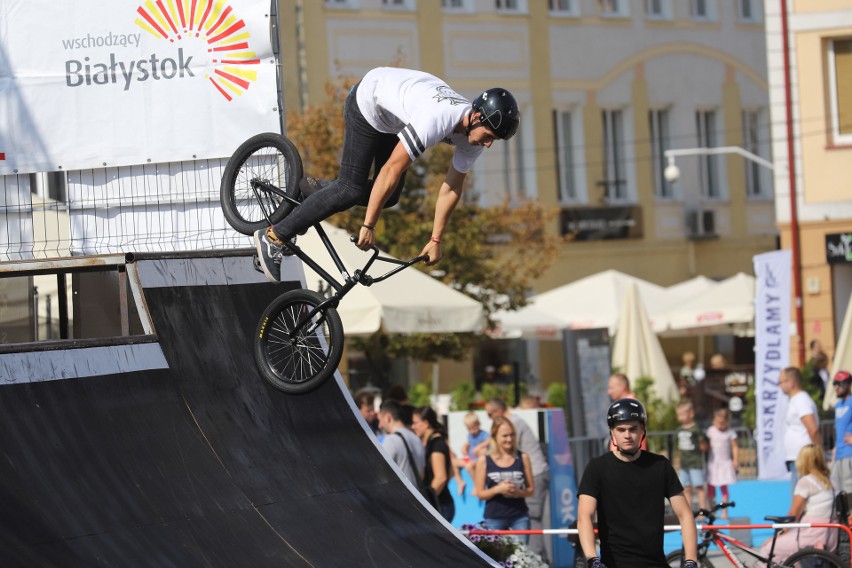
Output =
[{"x1": 0, "y1": 255, "x2": 493, "y2": 567}]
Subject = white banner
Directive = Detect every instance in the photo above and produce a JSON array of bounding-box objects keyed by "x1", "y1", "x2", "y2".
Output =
[
  {"x1": 0, "y1": 0, "x2": 279, "y2": 175},
  {"x1": 753, "y1": 249, "x2": 793, "y2": 480}
]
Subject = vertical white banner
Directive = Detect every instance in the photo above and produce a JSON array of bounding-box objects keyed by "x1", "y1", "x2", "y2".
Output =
[{"x1": 753, "y1": 249, "x2": 793, "y2": 480}]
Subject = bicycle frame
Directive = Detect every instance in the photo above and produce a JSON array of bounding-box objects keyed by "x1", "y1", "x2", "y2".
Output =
[
  {"x1": 254, "y1": 184, "x2": 428, "y2": 339},
  {"x1": 691, "y1": 522, "x2": 852, "y2": 567},
  {"x1": 703, "y1": 529, "x2": 770, "y2": 567}
]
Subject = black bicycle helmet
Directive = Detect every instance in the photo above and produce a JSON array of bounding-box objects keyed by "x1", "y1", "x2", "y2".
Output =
[
  {"x1": 470, "y1": 88, "x2": 520, "y2": 140},
  {"x1": 606, "y1": 398, "x2": 647, "y2": 429}
]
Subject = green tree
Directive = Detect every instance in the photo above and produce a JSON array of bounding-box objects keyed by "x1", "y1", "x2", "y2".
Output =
[{"x1": 285, "y1": 79, "x2": 562, "y2": 371}]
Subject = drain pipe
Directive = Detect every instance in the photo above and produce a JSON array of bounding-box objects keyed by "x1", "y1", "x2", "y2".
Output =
[{"x1": 780, "y1": 0, "x2": 805, "y2": 366}]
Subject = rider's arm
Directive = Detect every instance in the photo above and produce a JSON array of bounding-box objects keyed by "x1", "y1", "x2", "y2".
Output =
[
  {"x1": 800, "y1": 413, "x2": 821, "y2": 447},
  {"x1": 473, "y1": 455, "x2": 493, "y2": 499},
  {"x1": 419, "y1": 165, "x2": 466, "y2": 265},
  {"x1": 516, "y1": 453, "x2": 535, "y2": 498},
  {"x1": 670, "y1": 492, "x2": 698, "y2": 561},
  {"x1": 577, "y1": 494, "x2": 599, "y2": 560},
  {"x1": 357, "y1": 142, "x2": 412, "y2": 249},
  {"x1": 787, "y1": 494, "x2": 807, "y2": 519},
  {"x1": 429, "y1": 450, "x2": 449, "y2": 494}
]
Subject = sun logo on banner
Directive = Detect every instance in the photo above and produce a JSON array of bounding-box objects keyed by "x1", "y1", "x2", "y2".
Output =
[{"x1": 134, "y1": 0, "x2": 260, "y2": 101}]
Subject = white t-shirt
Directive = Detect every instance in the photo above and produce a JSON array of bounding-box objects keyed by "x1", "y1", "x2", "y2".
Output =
[
  {"x1": 785, "y1": 390, "x2": 819, "y2": 461},
  {"x1": 381, "y1": 427, "x2": 426, "y2": 486},
  {"x1": 355, "y1": 67, "x2": 484, "y2": 173},
  {"x1": 795, "y1": 474, "x2": 834, "y2": 520}
]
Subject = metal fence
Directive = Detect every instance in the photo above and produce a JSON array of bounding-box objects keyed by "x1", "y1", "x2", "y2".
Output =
[
  {"x1": 1, "y1": 160, "x2": 247, "y2": 262},
  {"x1": 570, "y1": 422, "x2": 837, "y2": 482}
]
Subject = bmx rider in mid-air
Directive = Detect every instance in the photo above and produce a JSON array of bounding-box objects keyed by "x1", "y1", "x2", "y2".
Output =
[{"x1": 253, "y1": 66, "x2": 520, "y2": 282}]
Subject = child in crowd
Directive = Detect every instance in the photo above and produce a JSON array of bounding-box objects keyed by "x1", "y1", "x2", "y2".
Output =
[
  {"x1": 706, "y1": 407, "x2": 738, "y2": 518},
  {"x1": 675, "y1": 399, "x2": 707, "y2": 510},
  {"x1": 456, "y1": 412, "x2": 490, "y2": 482}
]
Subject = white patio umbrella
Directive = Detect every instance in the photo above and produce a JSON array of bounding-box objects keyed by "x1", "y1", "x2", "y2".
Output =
[
  {"x1": 663, "y1": 272, "x2": 755, "y2": 335},
  {"x1": 665, "y1": 275, "x2": 719, "y2": 305},
  {"x1": 611, "y1": 282, "x2": 678, "y2": 403},
  {"x1": 822, "y1": 291, "x2": 852, "y2": 411},
  {"x1": 492, "y1": 269, "x2": 670, "y2": 338},
  {"x1": 291, "y1": 222, "x2": 484, "y2": 335}
]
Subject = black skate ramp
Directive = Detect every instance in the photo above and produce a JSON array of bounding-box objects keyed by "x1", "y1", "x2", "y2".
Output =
[{"x1": 0, "y1": 254, "x2": 493, "y2": 567}]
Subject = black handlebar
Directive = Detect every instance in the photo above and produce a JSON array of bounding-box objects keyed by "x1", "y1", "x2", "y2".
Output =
[
  {"x1": 347, "y1": 235, "x2": 430, "y2": 284},
  {"x1": 695, "y1": 501, "x2": 736, "y2": 520}
]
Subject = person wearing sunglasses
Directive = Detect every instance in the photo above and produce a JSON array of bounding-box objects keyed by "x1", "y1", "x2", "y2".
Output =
[
  {"x1": 830, "y1": 370, "x2": 852, "y2": 493},
  {"x1": 254, "y1": 67, "x2": 520, "y2": 282}
]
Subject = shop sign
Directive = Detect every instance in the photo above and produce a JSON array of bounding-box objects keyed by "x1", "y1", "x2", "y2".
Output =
[
  {"x1": 826, "y1": 232, "x2": 852, "y2": 264},
  {"x1": 560, "y1": 206, "x2": 643, "y2": 241}
]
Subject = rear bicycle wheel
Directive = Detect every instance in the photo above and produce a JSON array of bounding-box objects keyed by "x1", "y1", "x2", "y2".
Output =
[
  {"x1": 665, "y1": 550, "x2": 714, "y2": 567},
  {"x1": 783, "y1": 547, "x2": 846, "y2": 567},
  {"x1": 220, "y1": 132, "x2": 303, "y2": 235},
  {"x1": 254, "y1": 289, "x2": 344, "y2": 394}
]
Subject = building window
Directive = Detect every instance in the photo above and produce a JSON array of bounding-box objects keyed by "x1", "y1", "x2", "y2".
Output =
[
  {"x1": 442, "y1": 0, "x2": 467, "y2": 10},
  {"x1": 649, "y1": 109, "x2": 673, "y2": 199},
  {"x1": 599, "y1": 0, "x2": 628, "y2": 17},
  {"x1": 737, "y1": 0, "x2": 762, "y2": 22},
  {"x1": 696, "y1": 109, "x2": 721, "y2": 198},
  {"x1": 502, "y1": 132, "x2": 526, "y2": 200},
  {"x1": 602, "y1": 109, "x2": 627, "y2": 202},
  {"x1": 554, "y1": 110, "x2": 577, "y2": 202},
  {"x1": 828, "y1": 38, "x2": 852, "y2": 145},
  {"x1": 549, "y1": 0, "x2": 576, "y2": 15},
  {"x1": 645, "y1": 0, "x2": 671, "y2": 20},
  {"x1": 382, "y1": 0, "x2": 413, "y2": 8},
  {"x1": 548, "y1": 0, "x2": 579, "y2": 16},
  {"x1": 496, "y1": 0, "x2": 525, "y2": 12},
  {"x1": 325, "y1": 0, "x2": 356, "y2": 8},
  {"x1": 742, "y1": 109, "x2": 772, "y2": 197},
  {"x1": 691, "y1": 0, "x2": 714, "y2": 20}
]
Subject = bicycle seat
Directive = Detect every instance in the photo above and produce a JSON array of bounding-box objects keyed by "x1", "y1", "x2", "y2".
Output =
[{"x1": 764, "y1": 515, "x2": 796, "y2": 523}]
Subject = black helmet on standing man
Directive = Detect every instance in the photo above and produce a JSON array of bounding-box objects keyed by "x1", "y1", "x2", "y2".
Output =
[
  {"x1": 470, "y1": 88, "x2": 520, "y2": 140},
  {"x1": 606, "y1": 398, "x2": 647, "y2": 429}
]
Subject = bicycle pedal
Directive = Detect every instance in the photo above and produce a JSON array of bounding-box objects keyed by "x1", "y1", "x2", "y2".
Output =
[{"x1": 252, "y1": 255, "x2": 264, "y2": 273}]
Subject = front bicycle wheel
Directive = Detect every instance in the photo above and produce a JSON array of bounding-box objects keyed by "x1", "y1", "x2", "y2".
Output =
[
  {"x1": 220, "y1": 132, "x2": 303, "y2": 235},
  {"x1": 665, "y1": 550, "x2": 714, "y2": 567},
  {"x1": 783, "y1": 547, "x2": 846, "y2": 567},
  {"x1": 254, "y1": 289, "x2": 344, "y2": 394}
]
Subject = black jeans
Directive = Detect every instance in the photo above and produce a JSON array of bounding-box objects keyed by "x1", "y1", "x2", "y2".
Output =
[{"x1": 272, "y1": 83, "x2": 407, "y2": 239}]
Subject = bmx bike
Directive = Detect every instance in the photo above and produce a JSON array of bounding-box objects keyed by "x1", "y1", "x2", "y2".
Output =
[
  {"x1": 666, "y1": 501, "x2": 847, "y2": 567},
  {"x1": 219, "y1": 132, "x2": 428, "y2": 394}
]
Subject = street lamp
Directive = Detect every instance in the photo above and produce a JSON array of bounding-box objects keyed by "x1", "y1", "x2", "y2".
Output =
[{"x1": 663, "y1": 146, "x2": 775, "y2": 183}]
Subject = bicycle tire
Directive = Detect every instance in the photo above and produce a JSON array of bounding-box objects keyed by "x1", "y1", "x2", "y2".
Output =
[
  {"x1": 665, "y1": 550, "x2": 714, "y2": 567},
  {"x1": 783, "y1": 547, "x2": 846, "y2": 567},
  {"x1": 254, "y1": 289, "x2": 344, "y2": 394},
  {"x1": 220, "y1": 132, "x2": 303, "y2": 235}
]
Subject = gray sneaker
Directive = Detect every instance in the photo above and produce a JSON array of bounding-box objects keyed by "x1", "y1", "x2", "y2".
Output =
[{"x1": 254, "y1": 228, "x2": 284, "y2": 282}]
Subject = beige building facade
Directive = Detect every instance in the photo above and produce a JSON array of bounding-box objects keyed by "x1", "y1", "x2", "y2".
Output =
[
  {"x1": 276, "y1": 0, "x2": 777, "y2": 391},
  {"x1": 766, "y1": 0, "x2": 852, "y2": 366}
]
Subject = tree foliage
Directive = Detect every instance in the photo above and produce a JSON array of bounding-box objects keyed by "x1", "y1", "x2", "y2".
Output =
[{"x1": 284, "y1": 79, "x2": 563, "y2": 367}]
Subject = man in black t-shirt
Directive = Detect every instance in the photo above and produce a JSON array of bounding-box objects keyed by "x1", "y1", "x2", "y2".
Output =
[{"x1": 577, "y1": 399, "x2": 698, "y2": 568}]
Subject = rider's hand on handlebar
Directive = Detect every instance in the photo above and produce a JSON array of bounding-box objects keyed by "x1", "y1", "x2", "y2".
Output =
[
  {"x1": 586, "y1": 557, "x2": 606, "y2": 568},
  {"x1": 356, "y1": 226, "x2": 376, "y2": 250},
  {"x1": 420, "y1": 240, "x2": 441, "y2": 266}
]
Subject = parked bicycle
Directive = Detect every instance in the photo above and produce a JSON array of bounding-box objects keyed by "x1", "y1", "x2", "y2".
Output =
[
  {"x1": 220, "y1": 133, "x2": 428, "y2": 394},
  {"x1": 666, "y1": 501, "x2": 846, "y2": 567}
]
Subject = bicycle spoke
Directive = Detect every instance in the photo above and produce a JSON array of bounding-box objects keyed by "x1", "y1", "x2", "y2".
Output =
[
  {"x1": 264, "y1": 301, "x2": 330, "y2": 384},
  {"x1": 232, "y1": 145, "x2": 290, "y2": 225}
]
